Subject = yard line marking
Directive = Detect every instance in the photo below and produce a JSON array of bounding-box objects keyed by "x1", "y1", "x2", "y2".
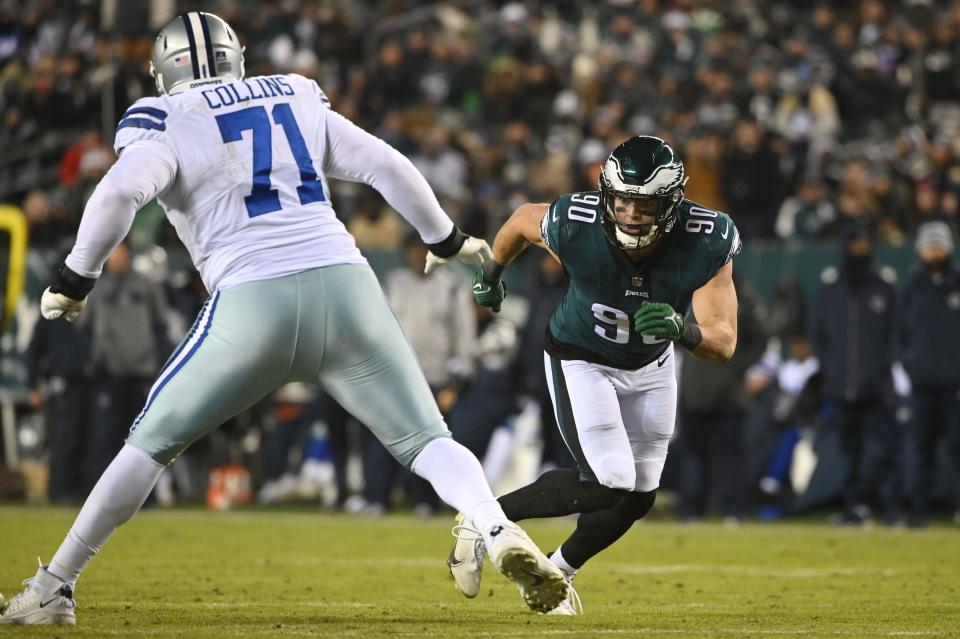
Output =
[
  {"x1": 256, "y1": 557, "x2": 441, "y2": 567},
  {"x1": 251, "y1": 556, "x2": 907, "y2": 578},
  {"x1": 390, "y1": 629, "x2": 941, "y2": 637},
  {"x1": 603, "y1": 564, "x2": 903, "y2": 578},
  {"x1": 96, "y1": 600, "x2": 376, "y2": 609},
  {"x1": 41, "y1": 627, "x2": 944, "y2": 638}
]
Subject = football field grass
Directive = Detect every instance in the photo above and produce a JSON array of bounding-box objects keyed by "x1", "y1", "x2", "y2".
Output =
[{"x1": 1, "y1": 506, "x2": 958, "y2": 638}]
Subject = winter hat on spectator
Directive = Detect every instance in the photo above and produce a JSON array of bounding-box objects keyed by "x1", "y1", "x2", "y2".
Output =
[
  {"x1": 840, "y1": 222, "x2": 872, "y2": 249},
  {"x1": 500, "y1": 3, "x2": 527, "y2": 23},
  {"x1": 915, "y1": 220, "x2": 954, "y2": 253}
]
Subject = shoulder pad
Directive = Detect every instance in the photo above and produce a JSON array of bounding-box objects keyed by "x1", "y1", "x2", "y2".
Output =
[
  {"x1": 285, "y1": 73, "x2": 331, "y2": 107},
  {"x1": 118, "y1": 97, "x2": 169, "y2": 132},
  {"x1": 542, "y1": 192, "x2": 599, "y2": 253},
  {"x1": 820, "y1": 266, "x2": 839, "y2": 284},
  {"x1": 115, "y1": 97, "x2": 171, "y2": 154},
  {"x1": 678, "y1": 201, "x2": 741, "y2": 268}
]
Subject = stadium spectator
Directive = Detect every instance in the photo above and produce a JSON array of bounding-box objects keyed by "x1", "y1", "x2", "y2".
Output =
[
  {"x1": 720, "y1": 120, "x2": 785, "y2": 240},
  {"x1": 363, "y1": 232, "x2": 476, "y2": 516},
  {"x1": 747, "y1": 332, "x2": 822, "y2": 519},
  {"x1": 515, "y1": 254, "x2": 575, "y2": 471},
  {"x1": 676, "y1": 281, "x2": 767, "y2": 521},
  {"x1": 4, "y1": 1, "x2": 960, "y2": 247},
  {"x1": 58, "y1": 131, "x2": 110, "y2": 187},
  {"x1": 82, "y1": 242, "x2": 172, "y2": 489},
  {"x1": 25, "y1": 276, "x2": 92, "y2": 504},
  {"x1": 812, "y1": 226, "x2": 900, "y2": 525},
  {"x1": 447, "y1": 304, "x2": 521, "y2": 479},
  {"x1": 6, "y1": 0, "x2": 960, "y2": 522},
  {"x1": 346, "y1": 191, "x2": 404, "y2": 252},
  {"x1": 899, "y1": 221, "x2": 960, "y2": 527},
  {"x1": 774, "y1": 178, "x2": 837, "y2": 242},
  {"x1": 312, "y1": 393, "x2": 355, "y2": 509}
]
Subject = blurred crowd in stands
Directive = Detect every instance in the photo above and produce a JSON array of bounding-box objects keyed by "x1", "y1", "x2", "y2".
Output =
[
  {"x1": 1, "y1": 0, "x2": 959, "y2": 525},
  {"x1": 6, "y1": 0, "x2": 960, "y2": 246}
]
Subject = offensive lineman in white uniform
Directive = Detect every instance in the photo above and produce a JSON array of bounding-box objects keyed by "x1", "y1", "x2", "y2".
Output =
[{"x1": 0, "y1": 12, "x2": 567, "y2": 625}]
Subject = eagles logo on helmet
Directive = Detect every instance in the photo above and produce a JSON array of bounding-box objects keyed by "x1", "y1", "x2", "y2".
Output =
[{"x1": 598, "y1": 135, "x2": 688, "y2": 251}]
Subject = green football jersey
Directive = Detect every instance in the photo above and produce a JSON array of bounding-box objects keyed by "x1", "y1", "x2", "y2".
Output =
[{"x1": 539, "y1": 191, "x2": 741, "y2": 369}]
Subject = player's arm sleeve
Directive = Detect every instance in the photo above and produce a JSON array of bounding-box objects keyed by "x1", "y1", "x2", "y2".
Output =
[
  {"x1": 322, "y1": 109, "x2": 453, "y2": 244},
  {"x1": 65, "y1": 140, "x2": 177, "y2": 278}
]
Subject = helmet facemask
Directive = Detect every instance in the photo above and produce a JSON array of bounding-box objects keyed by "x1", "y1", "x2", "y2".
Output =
[
  {"x1": 597, "y1": 137, "x2": 687, "y2": 251},
  {"x1": 599, "y1": 187, "x2": 683, "y2": 250}
]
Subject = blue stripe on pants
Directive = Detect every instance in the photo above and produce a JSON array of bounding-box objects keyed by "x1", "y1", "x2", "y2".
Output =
[{"x1": 130, "y1": 292, "x2": 220, "y2": 434}]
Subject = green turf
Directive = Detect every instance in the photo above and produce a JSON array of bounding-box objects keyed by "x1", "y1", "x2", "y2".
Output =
[{"x1": 1, "y1": 506, "x2": 958, "y2": 638}]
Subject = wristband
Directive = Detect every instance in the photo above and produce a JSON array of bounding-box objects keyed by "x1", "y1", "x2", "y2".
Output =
[
  {"x1": 425, "y1": 226, "x2": 467, "y2": 259},
  {"x1": 483, "y1": 259, "x2": 505, "y2": 283},
  {"x1": 49, "y1": 263, "x2": 97, "y2": 301},
  {"x1": 678, "y1": 322, "x2": 703, "y2": 350}
]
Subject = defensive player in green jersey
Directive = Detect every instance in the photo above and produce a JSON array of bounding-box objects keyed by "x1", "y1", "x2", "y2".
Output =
[{"x1": 447, "y1": 135, "x2": 741, "y2": 615}]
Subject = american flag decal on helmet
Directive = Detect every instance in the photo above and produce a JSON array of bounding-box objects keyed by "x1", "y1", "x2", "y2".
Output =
[{"x1": 174, "y1": 54, "x2": 191, "y2": 67}]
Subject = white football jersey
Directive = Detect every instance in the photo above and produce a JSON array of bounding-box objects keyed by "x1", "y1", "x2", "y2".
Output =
[{"x1": 114, "y1": 73, "x2": 366, "y2": 291}]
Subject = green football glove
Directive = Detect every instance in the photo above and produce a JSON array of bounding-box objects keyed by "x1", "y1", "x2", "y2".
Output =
[
  {"x1": 633, "y1": 302, "x2": 688, "y2": 341},
  {"x1": 472, "y1": 268, "x2": 506, "y2": 313}
]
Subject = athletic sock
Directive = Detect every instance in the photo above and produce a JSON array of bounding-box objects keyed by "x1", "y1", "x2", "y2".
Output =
[
  {"x1": 550, "y1": 546, "x2": 578, "y2": 579},
  {"x1": 28, "y1": 564, "x2": 67, "y2": 595},
  {"x1": 559, "y1": 491, "x2": 656, "y2": 568},
  {"x1": 411, "y1": 437, "x2": 508, "y2": 534},
  {"x1": 47, "y1": 444, "x2": 165, "y2": 587},
  {"x1": 498, "y1": 468, "x2": 627, "y2": 521}
]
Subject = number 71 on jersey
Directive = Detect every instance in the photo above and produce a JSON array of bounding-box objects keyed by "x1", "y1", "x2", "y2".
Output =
[{"x1": 216, "y1": 103, "x2": 326, "y2": 217}]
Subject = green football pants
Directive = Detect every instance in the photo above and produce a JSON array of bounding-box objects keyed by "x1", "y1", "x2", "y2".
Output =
[{"x1": 127, "y1": 264, "x2": 449, "y2": 467}]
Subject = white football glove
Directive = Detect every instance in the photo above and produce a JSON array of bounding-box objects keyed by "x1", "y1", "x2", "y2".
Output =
[
  {"x1": 40, "y1": 287, "x2": 87, "y2": 322},
  {"x1": 424, "y1": 236, "x2": 494, "y2": 275}
]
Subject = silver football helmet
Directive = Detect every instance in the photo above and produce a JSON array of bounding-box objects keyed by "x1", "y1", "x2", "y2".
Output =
[{"x1": 150, "y1": 12, "x2": 245, "y2": 95}]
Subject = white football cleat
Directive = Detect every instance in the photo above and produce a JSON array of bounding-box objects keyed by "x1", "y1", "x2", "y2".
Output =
[
  {"x1": 484, "y1": 522, "x2": 568, "y2": 613},
  {"x1": 0, "y1": 565, "x2": 76, "y2": 626},
  {"x1": 448, "y1": 513, "x2": 485, "y2": 598},
  {"x1": 544, "y1": 575, "x2": 582, "y2": 616}
]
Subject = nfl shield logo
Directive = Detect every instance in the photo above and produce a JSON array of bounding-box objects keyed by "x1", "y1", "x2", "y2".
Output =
[
  {"x1": 215, "y1": 51, "x2": 227, "y2": 61},
  {"x1": 632, "y1": 276, "x2": 643, "y2": 287}
]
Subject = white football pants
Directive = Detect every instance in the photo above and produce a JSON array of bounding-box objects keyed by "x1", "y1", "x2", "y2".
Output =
[{"x1": 543, "y1": 344, "x2": 677, "y2": 493}]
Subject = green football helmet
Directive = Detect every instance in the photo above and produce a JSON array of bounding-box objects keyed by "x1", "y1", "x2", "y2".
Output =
[{"x1": 599, "y1": 135, "x2": 687, "y2": 250}]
